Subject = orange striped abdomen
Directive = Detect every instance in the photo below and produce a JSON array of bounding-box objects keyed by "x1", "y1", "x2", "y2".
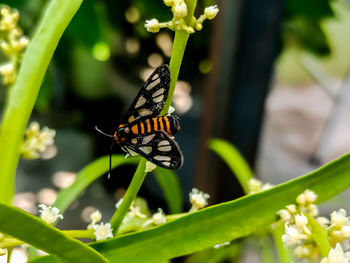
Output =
[{"x1": 129, "y1": 116, "x2": 180, "y2": 137}]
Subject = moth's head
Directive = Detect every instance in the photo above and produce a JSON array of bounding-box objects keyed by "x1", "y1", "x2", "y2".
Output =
[{"x1": 116, "y1": 125, "x2": 129, "y2": 140}]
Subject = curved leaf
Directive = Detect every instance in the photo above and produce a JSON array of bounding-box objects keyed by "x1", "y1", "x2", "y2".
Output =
[
  {"x1": 0, "y1": 204, "x2": 107, "y2": 263},
  {"x1": 53, "y1": 155, "x2": 139, "y2": 213},
  {"x1": 209, "y1": 138, "x2": 253, "y2": 193},
  {"x1": 154, "y1": 168, "x2": 183, "y2": 213},
  {"x1": 31, "y1": 153, "x2": 350, "y2": 262}
]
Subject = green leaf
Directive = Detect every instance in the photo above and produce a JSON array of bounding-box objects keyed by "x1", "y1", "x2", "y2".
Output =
[
  {"x1": 209, "y1": 138, "x2": 253, "y2": 194},
  {"x1": 54, "y1": 155, "x2": 139, "y2": 213},
  {"x1": 154, "y1": 168, "x2": 183, "y2": 213},
  {"x1": 0, "y1": 204, "x2": 107, "y2": 263},
  {"x1": 305, "y1": 213, "x2": 331, "y2": 257},
  {"x1": 31, "y1": 152, "x2": 350, "y2": 263}
]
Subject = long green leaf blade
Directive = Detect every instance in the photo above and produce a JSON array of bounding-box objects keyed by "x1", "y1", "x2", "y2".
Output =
[
  {"x1": 154, "y1": 168, "x2": 183, "y2": 213},
  {"x1": 32, "y1": 153, "x2": 350, "y2": 262},
  {"x1": 0, "y1": 204, "x2": 107, "y2": 263},
  {"x1": 209, "y1": 138, "x2": 253, "y2": 193},
  {"x1": 53, "y1": 155, "x2": 139, "y2": 213}
]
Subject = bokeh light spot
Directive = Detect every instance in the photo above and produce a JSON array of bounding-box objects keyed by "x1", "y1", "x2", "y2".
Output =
[
  {"x1": 92, "y1": 42, "x2": 110, "y2": 62},
  {"x1": 147, "y1": 53, "x2": 163, "y2": 68},
  {"x1": 81, "y1": 206, "x2": 98, "y2": 223},
  {"x1": 125, "y1": 6, "x2": 140, "y2": 24},
  {"x1": 126, "y1": 38, "x2": 140, "y2": 54},
  {"x1": 199, "y1": 59, "x2": 213, "y2": 74},
  {"x1": 52, "y1": 171, "x2": 76, "y2": 189},
  {"x1": 37, "y1": 188, "x2": 57, "y2": 206},
  {"x1": 156, "y1": 33, "x2": 172, "y2": 57}
]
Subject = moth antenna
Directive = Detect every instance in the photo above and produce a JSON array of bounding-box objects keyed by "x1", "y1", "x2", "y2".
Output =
[{"x1": 95, "y1": 126, "x2": 114, "y2": 138}]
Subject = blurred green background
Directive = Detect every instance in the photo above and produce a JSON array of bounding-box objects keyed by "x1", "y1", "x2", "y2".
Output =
[{"x1": 1, "y1": 0, "x2": 350, "y2": 255}]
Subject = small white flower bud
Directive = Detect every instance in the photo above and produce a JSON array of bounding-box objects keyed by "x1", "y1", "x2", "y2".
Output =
[
  {"x1": 189, "y1": 188, "x2": 210, "y2": 211},
  {"x1": 331, "y1": 209, "x2": 349, "y2": 228},
  {"x1": 286, "y1": 204, "x2": 297, "y2": 214},
  {"x1": 277, "y1": 209, "x2": 292, "y2": 222},
  {"x1": 282, "y1": 223, "x2": 308, "y2": 246},
  {"x1": 92, "y1": 222, "x2": 113, "y2": 241},
  {"x1": 296, "y1": 193, "x2": 306, "y2": 206},
  {"x1": 304, "y1": 189, "x2": 317, "y2": 203},
  {"x1": 295, "y1": 213, "x2": 308, "y2": 228},
  {"x1": 248, "y1": 178, "x2": 262, "y2": 194},
  {"x1": 173, "y1": 2, "x2": 187, "y2": 18},
  {"x1": 145, "y1": 19, "x2": 160, "y2": 33},
  {"x1": 316, "y1": 216, "x2": 330, "y2": 228},
  {"x1": 204, "y1": 5, "x2": 219, "y2": 20},
  {"x1": 38, "y1": 204, "x2": 63, "y2": 224},
  {"x1": 90, "y1": 210, "x2": 102, "y2": 224},
  {"x1": 152, "y1": 208, "x2": 166, "y2": 225},
  {"x1": 341, "y1": 225, "x2": 350, "y2": 239}
]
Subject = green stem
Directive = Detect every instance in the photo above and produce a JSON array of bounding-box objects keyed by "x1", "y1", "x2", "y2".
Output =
[
  {"x1": 63, "y1": 229, "x2": 94, "y2": 239},
  {"x1": 0, "y1": 230, "x2": 94, "y2": 248},
  {"x1": 270, "y1": 224, "x2": 293, "y2": 263},
  {"x1": 305, "y1": 213, "x2": 331, "y2": 257},
  {"x1": 260, "y1": 236, "x2": 276, "y2": 263},
  {"x1": 0, "y1": 0, "x2": 83, "y2": 204},
  {"x1": 110, "y1": 160, "x2": 147, "y2": 234},
  {"x1": 110, "y1": 0, "x2": 198, "y2": 235}
]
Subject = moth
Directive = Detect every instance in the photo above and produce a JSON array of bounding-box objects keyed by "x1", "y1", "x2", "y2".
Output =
[{"x1": 97, "y1": 65, "x2": 183, "y2": 174}]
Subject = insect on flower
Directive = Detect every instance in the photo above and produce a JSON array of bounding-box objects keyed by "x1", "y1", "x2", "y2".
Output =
[{"x1": 96, "y1": 65, "x2": 183, "y2": 175}]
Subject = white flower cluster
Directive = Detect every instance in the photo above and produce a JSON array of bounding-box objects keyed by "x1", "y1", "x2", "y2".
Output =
[
  {"x1": 189, "y1": 188, "x2": 210, "y2": 212},
  {"x1": 144, "y1": 0, "x2": 218, "y2": 34},
  {"x1": 87, "y1": 210, "x2": 113, "y2": 241},
  {"x1": 21, "y1": 122, "x2": 56, "y2": 159},
  {"x1": 247, "y1": 178, "x2": 274, "y2": 194},
  {"x1": 0, "y1": 5, "x2": 29, "y2": 86},
  {"x1": 38, "y1": 204, "x2": 63, "y2": 224},
  {"x1": 279, "y1": 189, "x2": 350, "y2": 262}
]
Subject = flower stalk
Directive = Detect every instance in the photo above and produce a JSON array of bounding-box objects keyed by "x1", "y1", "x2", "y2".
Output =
[
  {"x1": 110, "y1": 0, "x2": 198, "y2": 234},
  {"x1": 0, "y1": 0, "x2": 83, "y2": 204}
]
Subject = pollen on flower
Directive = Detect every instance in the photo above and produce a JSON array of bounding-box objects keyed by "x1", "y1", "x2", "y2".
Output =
[
  {"x1": 21, "y1": 122, "x2": 56, "y2": 160},
  {"x1": 0, "y1": 248, "x2": 6, "y2": 256},
  {"x1": 92, "y1": 222, "x2": 113, "y2": 241},
  {"x1": 38, "y1": 204, "x2": 63, "y2": 224},
  {"x1": 189, "y1": 188, "x2": 210, "y2": 212}
]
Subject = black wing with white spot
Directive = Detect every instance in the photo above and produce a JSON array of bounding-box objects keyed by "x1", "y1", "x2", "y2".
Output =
[
  {"x1": 121, "y1": 130, "x2": 183, "y2": 169},
  {"x1": 123, "y1": 65, "x2": 171, "y2": 123}
]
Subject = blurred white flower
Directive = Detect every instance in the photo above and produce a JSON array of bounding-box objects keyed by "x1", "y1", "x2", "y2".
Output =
[
  {"x1": 189, "y1": 188, "x2": 210, "y2": 212},
  {"x1": 92, "y1": 222, "x2": 113, "y2": 241},
  {"x1": 282, "y1": 223, "x2": 308, "y2": 246},
  {"x1": 204, "y1": 5, "x2": 219, "y2": 20},
  {"x1": 152, "y1": 208, "x2": 166, "y2": 225},
  {"x1": 21, "y1": 122, "x2": 56, "y2": 159},
  {"x1": 38, "y1": 204, "x2": 63, "y2": 224},
  {"x1": 145, "y1": 19, "x2": 160, "y2": 33},
  {"x1": 320, "y1": 243, "x2": 350, "y2": 263}
]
